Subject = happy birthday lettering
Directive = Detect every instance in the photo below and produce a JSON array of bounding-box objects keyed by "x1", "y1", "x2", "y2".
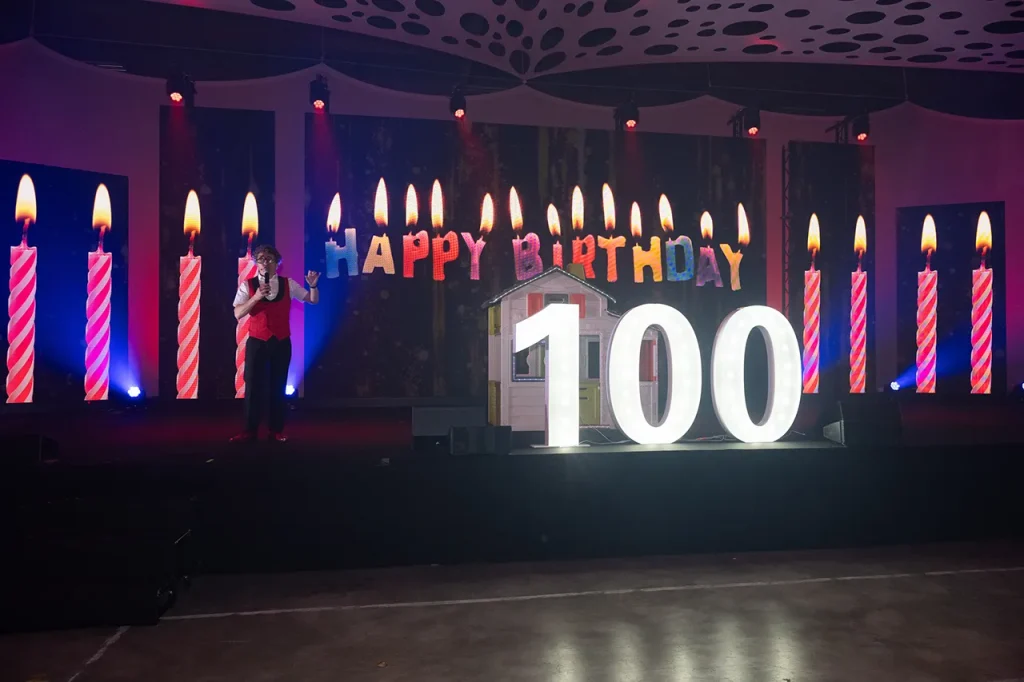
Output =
[{"x1": 322, "y1": 182, "x2": 751, "y2": 290}]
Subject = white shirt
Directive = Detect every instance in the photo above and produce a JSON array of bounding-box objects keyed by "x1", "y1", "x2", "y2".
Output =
[{"x1": 233, "y1": 275, "x2": 309, "y2": 306}]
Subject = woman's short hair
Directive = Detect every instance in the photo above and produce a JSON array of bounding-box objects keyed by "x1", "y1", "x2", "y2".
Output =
[{"x1": 254, "y1": 245, "x2": 282, "y2": 263}]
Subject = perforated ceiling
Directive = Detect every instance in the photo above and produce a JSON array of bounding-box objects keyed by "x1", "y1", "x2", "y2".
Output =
[{"x1": 149, "y1": 0, "x2": 1024, "y2": 76}]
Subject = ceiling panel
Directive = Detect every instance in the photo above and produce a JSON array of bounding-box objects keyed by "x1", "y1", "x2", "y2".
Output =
[{"x1": 145, "y1": 0, "x2": 1024, "y2": 76}]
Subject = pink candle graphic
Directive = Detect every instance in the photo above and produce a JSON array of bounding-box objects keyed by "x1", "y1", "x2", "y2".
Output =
[
  {"x1": 461, "y1": 193, "x2": 492, "y2": 281},
  {"x1": 235, "y1": 192, "x2": 259, "y2": 399},
  {"x1": 430, "y1": 180, "x2": 458, "y2": 281},
  {"x1": 547, "y1": 204, "x2": 563, "y2": 268},
  {"x1": 403, "y1": 184, "x2": 429, "y2": 278},
  {"x1": 570, "y1": 186, "x2": 595, "y2": 278},
  {"x1": 510, "y1": 187, "x2": 541, "y2": 280},
  {"x1": 803, "y1": 213, "x2": 821, "y2": 394},
  {"x1": 849, "y1": 216, "x2": 867, "y2": 394},
  {"x1": 631, "y1": 202, "x2": 662, "y2": 283},
  {"x1": 85, "y1": 184, "x2": 112, "y2": 402},
  {"x1": 177, "y1": 190, "x2": 202, "y2": 400},
  {"x1": 971, "y1": 211, "x2": 992, "y2": 395},
  {"x1": 597, "y1": 184, "x2": 625, "y2": 282},
  {"x1": 7, "y1": 174, "x2": 37, "y2": 404},
  {"x1": 916, "y1": 214, "x2": 937, "y2": 394}
]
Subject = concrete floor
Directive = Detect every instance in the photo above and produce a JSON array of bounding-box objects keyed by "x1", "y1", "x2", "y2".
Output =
[{"x1": 4, "y1": 543, "x2": 1024, "y2": 682}]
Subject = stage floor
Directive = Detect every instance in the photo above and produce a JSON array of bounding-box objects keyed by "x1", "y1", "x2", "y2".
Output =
[
  {"x1": 515, "y1": 439, "x2": 842, "y2": 455},
  {"x1": 6, "y1": 542, "x2": 1024, "y2": 682},
  {"x1": 0, "y1": 399, "x2": 840, "y2": 464}
]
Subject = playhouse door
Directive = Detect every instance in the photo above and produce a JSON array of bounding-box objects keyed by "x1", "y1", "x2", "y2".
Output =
[{"x1": 579, "y1": 336, "x2": 601, "y2": 425}]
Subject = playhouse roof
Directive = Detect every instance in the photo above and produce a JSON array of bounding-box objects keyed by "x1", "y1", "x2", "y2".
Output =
[{"x1": 481, "y1": 267, "x2": 616, "y2": 310}]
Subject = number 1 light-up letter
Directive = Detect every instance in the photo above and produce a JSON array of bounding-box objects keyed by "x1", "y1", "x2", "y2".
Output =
[
  {"x1": 514, "y1": 303, "x2": 580, "y2": 447},
  {"x1": 711, "y1": 305, "x2": 802, "y2": 443},
  {"x1": 608, "y1": 304, "x2": 702, "y2": 445}
]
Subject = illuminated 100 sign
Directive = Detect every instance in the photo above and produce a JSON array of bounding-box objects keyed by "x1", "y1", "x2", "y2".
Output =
[{"x1": 514, "y1": 304, "x2": 803, "y2": 446}]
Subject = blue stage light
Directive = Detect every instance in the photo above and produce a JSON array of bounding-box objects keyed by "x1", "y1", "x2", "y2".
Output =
[
  {"x1": 889, "y1": 380, "x2": 900, "y2": 391},
  {"x1": 127, "y1": 386, "x2": 142, "y2": 399},
  {"x1": 285, "y1": 384, "x2": 296, "y2": 396}
]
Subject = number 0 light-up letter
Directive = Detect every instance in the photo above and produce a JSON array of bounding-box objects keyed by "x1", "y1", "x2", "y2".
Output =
[
  {"x1": 711, "y1": 305, "x2": 801, "y2": 443},
  {"x1": 514, "y1": 303, "x2": 580, "y2": 447},
  {"x1": 608, "y1": 304, "x2": 702, "y2": 445}
]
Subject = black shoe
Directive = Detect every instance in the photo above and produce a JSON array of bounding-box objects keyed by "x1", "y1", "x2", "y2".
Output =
[{"x1": 230, "y1": 431, "x2": 257, "y2": 443}]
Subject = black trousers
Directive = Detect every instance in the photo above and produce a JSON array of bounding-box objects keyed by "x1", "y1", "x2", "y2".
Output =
[{"x1": 244, "y1": 336, "x2": 292, "y2": 434}]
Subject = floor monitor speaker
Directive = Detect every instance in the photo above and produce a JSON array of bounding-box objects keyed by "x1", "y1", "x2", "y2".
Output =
[{"x1": 823, "y1": 399, "x2": 902, "y2": 447}]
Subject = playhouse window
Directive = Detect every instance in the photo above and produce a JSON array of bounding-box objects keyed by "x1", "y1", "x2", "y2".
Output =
[
  {"x1": 513, "y1": 342, "x2": 545, "y2": 381},
  {"x1": 544, "y1": 293, "x2": 569, "y2": 306}
]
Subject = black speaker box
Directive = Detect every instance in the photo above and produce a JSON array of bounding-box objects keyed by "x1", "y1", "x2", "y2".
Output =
[
  {"x1": 449, "y1": 425, "x2": 512, "y2": 456},
  {"x1": 823, "y1": 399, "x2": 902, "y2": 447}
]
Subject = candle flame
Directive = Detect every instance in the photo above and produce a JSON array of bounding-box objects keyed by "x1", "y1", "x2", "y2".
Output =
[
  {"x1": 480, "y1": 193, "x2": 494, "y2": 235},
  {"x1": 510, "y1": 186, "x2": 523, "y2": 234},
  {"x1": 92, "y1": 184, "x2": 111, "y2": 234},
  {"x1": 630, "y1": 202, "x2": 642, "y2": 239},
  {"x1": 405, "y1": 185, "x2": 418, "y2": 228},
  {"x1": 327, "y1": 193, "x2": 341, "y2": 233},
  {"x1": 241, "y1": 192, "x2": 259, "y2": 237},
  {"x1": 975, "y1": 211, "x2": 992, "y2": 254},
  {"x1": 547, "y1": 204, "x2": 561, "y2": 238},
  {"x1": 700, "y1": 211, "x2": 713, "y2": 241},
  {"x1": 183, "y1": 189, "x2": 201, "y2": 235},
  {"x1": 737, "y1": 203, "x2": 750, "y2": 247},
  {"x1": 659, "y1": 195, "x2": 674, "y2": 234},
  {"x1": 807, "y1": 213, "x2": 820, "y2": 254},
  {"x1": 15, "y1": 174, "x2": 36, "y2": 224},
  {"x1": 571, "y1": 186, "x2": 584, "y2": 232},
  {"x1": 602, "y1": 183, "x2": 615, "y2": 232},
  {"x1": 921, "y1": 214, "x2": 937, "y2": 254},
  {"x1": 431, "y1": 179, "x2": 444, "y2": 231},
  {"x1": 854, "y1": 215, "x2": 867, "y2": 256},
  {"x1": 374, "y1": 178, "x2": 388, "y2": 229}
]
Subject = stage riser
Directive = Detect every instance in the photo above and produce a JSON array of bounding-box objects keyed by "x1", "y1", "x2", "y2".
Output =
[{"x1": 188, "y1": 447, "x2": 1024, "y2": 573}]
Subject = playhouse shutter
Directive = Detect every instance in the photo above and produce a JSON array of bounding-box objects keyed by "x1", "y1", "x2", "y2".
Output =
[
  {"x1": 527, "y1": 293, "x2": 543, "y2": 316},
  {"x1": 639, "y1": 339, "x2": 655, "y2": 382},
  {"x1": 569, "y1": 293, "x2": 586, "y2": 318}
]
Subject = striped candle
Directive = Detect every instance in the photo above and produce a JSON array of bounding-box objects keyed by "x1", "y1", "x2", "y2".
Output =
[
  {"x1": 802, "y1": 213, "x2": 821, "y2": 394},
  {"x1": 177, "y1": 190, "x2": 201, "y2": 400},
  {"x1": 7, "y1": 174, "x2": 37, "y2": 404},
  {"x1": 849, "y1": 216, "x2": 867, "y2": 394},
  {"x1": 85, "y1": 184, "x2": 112, "y2": 401},
  {"x1": 235, "y1": 192, "x2": 259, "y2": 399},
  {"x1": 915, "y1": 215, "x2": 937, "y2": 394},
  {"x1": 971, "y1": 211, "x2": 993, "y2": 394}
]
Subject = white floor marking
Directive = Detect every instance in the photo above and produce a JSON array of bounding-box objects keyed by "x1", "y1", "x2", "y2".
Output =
[
  {"x1": 67, "y1": 625, "x2": 129, "y2": 682},
  {"x1": 162, "y1": 565, "x2": 1024, "y2": 622}
]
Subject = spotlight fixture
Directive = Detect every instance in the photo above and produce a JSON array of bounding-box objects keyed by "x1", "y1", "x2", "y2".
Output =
[
  {"x1": 827, "y1": 112, "x2": 870, "y2": 144},
  {"x1": 889, "y1": 380, "x2": 901, "y2": 392},
  {"x1": 449, "y1": 87, "x2": 467, "y2": 120},
  {"x1": 614, "y1": 96, "x2": 639, "y2": 131},
  {"x1": 309, "y1": 75, "x2": 330, "y2": 113},
  {"x1": 127, "y1": 386, "x2": 143, "y2": 399},
  {"x1": 285, "y1": 384, "x2": 296, "y2": 397},
  {"x1": 166, "y1": 73, "x2": 196, "y2": 107},
  {"x1": 851, "y1": 113, "x2": 870, "y2": 142},
  {"x1": 728, "y1": 108, "x2": 760, "y2": 138}
]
